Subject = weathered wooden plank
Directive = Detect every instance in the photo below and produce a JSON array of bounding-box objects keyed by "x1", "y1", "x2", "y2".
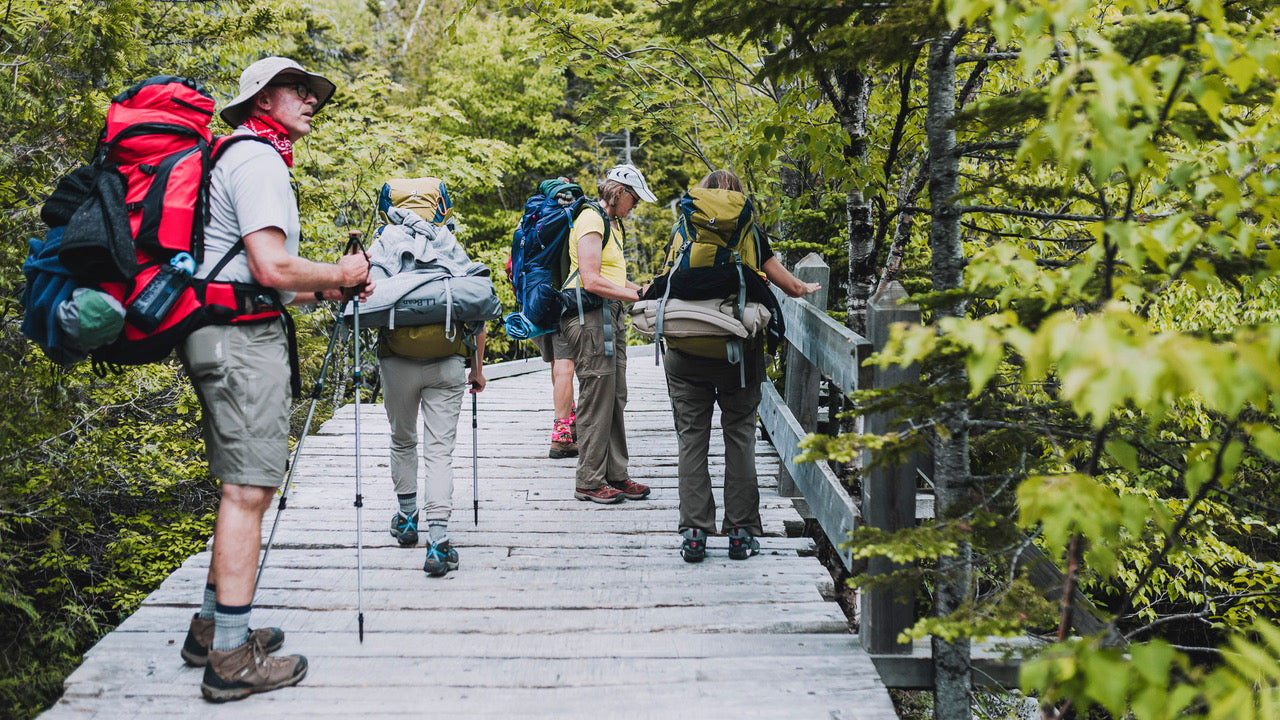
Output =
[
  {"x1": 45, "y1": 684, "x2": 898, "y2": 720},
  {"x1": 114, "y1": 603, "x2": 852, "y2": 635},
  {"x1": 242, "y1": 533, "x2": 817, "y2": 553},
  {"x1": 147, "y1": 584, "x2": 832, "y2": 612},
  {"x1": 780, "y1": 254, "x2": 831, "y2": 497},
  {"x1": 860, "y1": 281, "x2": 922, "y2": 654},
  {"x1": 166, "y1": 546, "x2": 820, "y2": 572}
]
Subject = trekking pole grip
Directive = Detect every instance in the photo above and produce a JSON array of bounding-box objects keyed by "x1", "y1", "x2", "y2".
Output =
[{"x1": 341, "y1": 230, "x2": 369, "y2": 303}]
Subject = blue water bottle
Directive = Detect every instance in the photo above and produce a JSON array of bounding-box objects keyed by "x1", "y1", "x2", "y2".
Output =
[{"x1": 127, "y1": 252, "x2": 195, "y2": 333}]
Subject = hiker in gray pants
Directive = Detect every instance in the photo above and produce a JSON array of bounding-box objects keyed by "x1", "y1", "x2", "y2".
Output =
[{"x1": 382, "y1": 330, "x2": 486, "y2": 576}]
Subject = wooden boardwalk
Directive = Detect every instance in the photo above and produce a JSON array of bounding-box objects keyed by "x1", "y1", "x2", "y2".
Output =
[{"x1": 42, "y1": 350, "x2": 899, "y2": 719}]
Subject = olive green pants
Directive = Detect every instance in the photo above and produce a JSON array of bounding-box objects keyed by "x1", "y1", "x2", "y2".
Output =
[
  {"x1": 664, "y1": 347, "x2": 763, "y2": 536},
  {"x1": 560, "y1": 302, "x2": 631, "y2": 491}
]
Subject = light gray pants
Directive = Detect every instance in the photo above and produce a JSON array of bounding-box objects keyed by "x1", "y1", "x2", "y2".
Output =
[
  {"x1": 379, "y1": 354, "x2": 466, "y2": 521},
  {"x1": 664, "y1": 348, "x2": 763, "y2": 536}
]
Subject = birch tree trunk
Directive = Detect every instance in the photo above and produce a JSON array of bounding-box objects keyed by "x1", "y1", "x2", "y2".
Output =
[
  {"x1": 840, "y1": 68, "x2": 876, "y2": 337},
  {"x1": 925, "y1": 29, "x2": 974, "y2": 720}
]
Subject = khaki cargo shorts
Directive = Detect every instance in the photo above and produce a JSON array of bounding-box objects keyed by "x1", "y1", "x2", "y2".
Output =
[
  {"x1": 179, "y1": 322, "x2": 291, "y2": 488},
  {"x1": 532, "y1": 328, "x2": 572, "y2": 363}
]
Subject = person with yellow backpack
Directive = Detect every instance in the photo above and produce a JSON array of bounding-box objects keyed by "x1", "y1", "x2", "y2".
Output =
[
  {"x1": 642, "y1": 169, "x2": 817, "y2": 562},
  {"x1": 359, "y1": 178, "x2": 498, "y2": 576}
]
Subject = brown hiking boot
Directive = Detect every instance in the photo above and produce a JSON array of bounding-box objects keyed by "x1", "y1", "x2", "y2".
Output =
[
  {"x1": 549, "y1": 440, "x2": 579, "y2": 459},
  {"x1": 181, "y1": 613, "x2": 285, "y2": 667},
  {"x1": 574, "y1": 485, "x2": 624, "y2": 504},
  {"x1": 608, "y1": 478, "x2": 651, "y2": 500},
  {"x1": 201, "y1": 636, "x2": 307, "y2": 703}
]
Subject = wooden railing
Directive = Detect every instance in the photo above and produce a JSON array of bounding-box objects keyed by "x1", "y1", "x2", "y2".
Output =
[
  {"x1": 756, "y1": 253, "x2": 920, "y2": 659},
  {"x1": 757, "y1": 253, "x2": 1114, "y2": 689}
]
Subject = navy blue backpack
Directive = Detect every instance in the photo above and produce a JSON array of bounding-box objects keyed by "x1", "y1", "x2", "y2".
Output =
[{"x1": 503, "y1": 178, "x2": 609, "y2": 338}]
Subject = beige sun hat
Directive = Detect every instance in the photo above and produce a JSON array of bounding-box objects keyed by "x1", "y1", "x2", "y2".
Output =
[{"x1": 219, "y1": 56, "x2": 337, "y2": 128}]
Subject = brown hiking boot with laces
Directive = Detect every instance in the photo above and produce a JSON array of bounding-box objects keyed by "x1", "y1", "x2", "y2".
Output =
[
  {"x1": 200, "y1": 635, "x2": 307, "y2": 702},
  {"x1": 181, "y1": 613, "x2": 285, "y2": 667},
  {"x1": 573, "y1": 485, "x2": 624, "y2": 504},
  {"x1": 608, "y1": 478, "x2": 651, "y2": 500},
  {"x1": 549, "y1": 420, "x2": 578, "y2": 458},
  {"x1": 548, "y1": 439, "x2": 579, "y2": 458}
]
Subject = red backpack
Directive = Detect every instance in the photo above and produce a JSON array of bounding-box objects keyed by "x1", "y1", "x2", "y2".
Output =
[{"x1": 48, "y1": 75, "x2": 288, "y2": 370}]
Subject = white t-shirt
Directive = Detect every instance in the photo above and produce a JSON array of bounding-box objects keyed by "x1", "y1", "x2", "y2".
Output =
[{"x1": 198, "y1": 129, "x2": 300, "y2": 304}]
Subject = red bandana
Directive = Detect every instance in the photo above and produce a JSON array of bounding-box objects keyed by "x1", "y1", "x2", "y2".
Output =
[{"x1": 240, "y1": 115, "x2": 294, "y2": 167}]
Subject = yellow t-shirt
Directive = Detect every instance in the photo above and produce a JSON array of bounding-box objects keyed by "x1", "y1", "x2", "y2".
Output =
[{"x1": 564, "y1": 208, "x2": 626, "y2": 289}]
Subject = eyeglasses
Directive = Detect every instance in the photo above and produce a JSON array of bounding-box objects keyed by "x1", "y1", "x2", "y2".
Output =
[
  {"x1": 623, "y1": 187, "x2": 640, "y2": 204},
  {"x1": 268, "y1": 80, "x2": 316, "y2": 101}
]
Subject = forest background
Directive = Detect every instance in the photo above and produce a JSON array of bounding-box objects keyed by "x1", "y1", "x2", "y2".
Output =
[{"x1": 2, "y1": 1, "x2": 1280, "y2": 719}]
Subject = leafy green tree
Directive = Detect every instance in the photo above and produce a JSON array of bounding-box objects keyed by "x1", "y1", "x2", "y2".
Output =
[{"x1": 795, "y1": 0, "x2": 1280, "y2": 717}]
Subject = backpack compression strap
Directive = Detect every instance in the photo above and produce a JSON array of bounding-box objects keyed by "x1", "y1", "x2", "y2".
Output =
[
  {"x1": 655, "y1": 214, "x2": 694, "y2": 364},
  {"x1": 564, "y1": 203, "x2": 618, "y2": 358}
]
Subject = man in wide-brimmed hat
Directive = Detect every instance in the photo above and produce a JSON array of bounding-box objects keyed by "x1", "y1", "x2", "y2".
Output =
[{"x1": 176, "y1": 56, "x2": 371, "y2": 703}]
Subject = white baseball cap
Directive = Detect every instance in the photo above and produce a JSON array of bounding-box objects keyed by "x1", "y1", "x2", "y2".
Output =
[
  {"x1": 606, "y1": 164, "x2": 657, "y2": 203},
  {"x1": 219, "y1": 56, "x2": 336, "y2": 127}
]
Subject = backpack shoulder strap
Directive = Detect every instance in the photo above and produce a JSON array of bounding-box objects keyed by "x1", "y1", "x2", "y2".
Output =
[
  {"x1": 211, "y1": 134, "x2": 274, "y2": 164},
  {"x1": 574, "y1": 199, "x2": 612, "y2": 246}
]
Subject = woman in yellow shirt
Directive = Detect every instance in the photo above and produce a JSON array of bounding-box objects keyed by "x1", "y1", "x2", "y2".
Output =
[{"x1": 560, "y1": 164, "x2": 656, "y2": 503}]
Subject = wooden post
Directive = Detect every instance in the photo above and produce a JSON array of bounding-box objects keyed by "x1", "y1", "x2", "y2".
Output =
[
  {"x1": 779, "y1": 253, "x2": 830, "y2": 497},
  {"x1": 860, "y1": 280, "x2": 920, "y2": 654}
]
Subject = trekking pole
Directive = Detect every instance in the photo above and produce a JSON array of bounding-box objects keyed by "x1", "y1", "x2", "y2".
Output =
[
  {"x1": 255, "y1": 297, "x2": 351, "y2": 595},
  {"x1": 346, "y1": 230, "x2": 368, "y2": 643},
  {"x1": 472, "y1": 382, "x2": 479, "y2": 526}
]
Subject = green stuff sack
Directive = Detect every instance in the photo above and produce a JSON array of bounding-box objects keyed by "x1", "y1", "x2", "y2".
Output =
[
  {"x1": 664, "y1": 336, "x2": 731, "y2": 359},
  {"x1": 377, "y1": 177, "x2": 454, "y2": 226},
  {"x1": 382, "y1": 324, "x2": 466, "y2": 360}
]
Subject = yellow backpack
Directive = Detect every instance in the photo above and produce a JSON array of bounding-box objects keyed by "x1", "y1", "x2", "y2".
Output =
[
  {"x1": 654, "y1": 188, "x2": 763, "y2": 370},
  {"x1": 377, "y1": 177, "x2": 454, "y2": 225},
  {"x1": 660, "y1": 188, "x2": 760, "y2": 274}
]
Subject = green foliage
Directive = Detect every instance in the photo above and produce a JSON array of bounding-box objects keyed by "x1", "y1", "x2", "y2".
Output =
[
  {"x1": 1024, "y1": 622, "x2": 1280, "y2": 719},
  {"x1": 776, "y1": 0, "x2": 1280, "y2": 716}
]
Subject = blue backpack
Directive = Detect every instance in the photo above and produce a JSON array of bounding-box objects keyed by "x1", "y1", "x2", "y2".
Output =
[{"x1": 503, "y1": 178, "x2": 609, "y2": 338}]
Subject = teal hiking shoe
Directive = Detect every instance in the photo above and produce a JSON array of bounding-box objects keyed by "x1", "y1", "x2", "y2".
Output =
[
  {"x1": 727, "y1": 528, "x2": 759, "y2": 560},
  {"x1": 390, "y1": 511, "x2": 419, "y2": 547},
  {"x1": 680, "y1": 528, "x2": 707, "y2": 563},
  {"x1": 423, "y1": 540, "x2": 459, "y2": 577}
]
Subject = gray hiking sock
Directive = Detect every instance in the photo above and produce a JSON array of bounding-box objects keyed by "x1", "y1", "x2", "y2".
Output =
[
  {"x1": 427, "y1": 520, "x2": 448, "y2": 545},
  {"x1": 212, "y1": 603, "x2": 251, "y2": 651},
  {"x1": 199, "y1": 583, "x2": 217, "y2": 620},
  {"x1": 397, "y1": 492, "x2": 418, "y2": 516}
]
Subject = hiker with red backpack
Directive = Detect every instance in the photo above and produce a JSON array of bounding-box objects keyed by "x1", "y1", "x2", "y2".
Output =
[
  {"x1": 560, "y1": 165, "x2": 657, "y2": 504},
  {"x1": 176, "y1": 57, "x2": 373, "y2": 702},
  {"x1": 645, "y1": 169, "x2": 818, "y2": 562}
]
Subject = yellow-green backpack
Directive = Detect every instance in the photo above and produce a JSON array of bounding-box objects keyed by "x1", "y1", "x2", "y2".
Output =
[{"x1": 380, "y1": 325, "x2": 468, "y2": 360}]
